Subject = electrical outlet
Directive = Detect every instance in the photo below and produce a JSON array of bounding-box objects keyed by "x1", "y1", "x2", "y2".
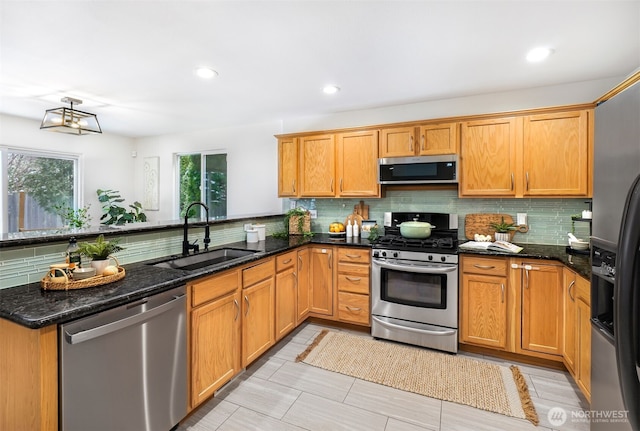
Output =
[
  {"x1": 244, "y1": 223, "x2": 252, "y2": 231},
  {"x1": 309, "y1": 210, "x2": 318, "y2": 219},
  {"x1": 516, "y1": 213, "x2": 527, "y2": 226}
]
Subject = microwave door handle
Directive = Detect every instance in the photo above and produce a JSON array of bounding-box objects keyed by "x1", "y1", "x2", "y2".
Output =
[{"x1": 372, "y1": 260, "x2": 457, "y2": 274}]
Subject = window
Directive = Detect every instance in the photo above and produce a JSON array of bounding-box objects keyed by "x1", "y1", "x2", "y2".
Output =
[
  {"x1": 177, "y1": 152, "x2": 227, "y2": 220},
  {"x1": 1, "y1": 148, "x2": 79, "y2": 233}
]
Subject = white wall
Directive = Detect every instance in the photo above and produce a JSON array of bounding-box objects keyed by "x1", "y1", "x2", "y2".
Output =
[
  {"x1": 0, "y1": 114, "x2": 136, "y2": 224},
  {"x1": 133, "y1": 121, "x2": 283, "y2": 222}
]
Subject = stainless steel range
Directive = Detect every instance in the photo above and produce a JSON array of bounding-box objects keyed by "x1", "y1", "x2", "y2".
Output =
[{"x1": 371, "y1": 212, "x2": 459, "y2": 353}]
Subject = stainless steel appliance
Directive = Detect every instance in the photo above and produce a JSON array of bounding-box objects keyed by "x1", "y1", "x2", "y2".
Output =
[
  {"x1": 371, "y1": 212, "x2": 459, "y2": 353},
  {"x1": 591, "y1": 73, "x2": 640, "y2": 431},
  {"x1": 60, "y1": 286, "x2": 187, "y2": 431},
  {"x1": 378, "y1": 155, "x2": 458, "y2": 185}
]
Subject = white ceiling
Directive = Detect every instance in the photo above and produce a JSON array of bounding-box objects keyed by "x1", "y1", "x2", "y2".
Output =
[{"x1": 1, "y1": 1, "x2": 639, "y2": 138}]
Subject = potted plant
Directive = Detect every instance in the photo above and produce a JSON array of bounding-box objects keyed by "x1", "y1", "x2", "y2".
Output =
[
  {"x1": 285, "y1": 208, "x2": 311, "y2": 236},
  {"x1": 78, "y1": 234, "x2": 124, "y2": 275},
  {"x1": 53, "y1": 203, "x2": 92, "y2": 229},
  {"x1": 489, "y1": 217, "x2": 516, "y2": 242},
  {"x1": 97, "y1": 189, "x2": 147, "y2": 225}
]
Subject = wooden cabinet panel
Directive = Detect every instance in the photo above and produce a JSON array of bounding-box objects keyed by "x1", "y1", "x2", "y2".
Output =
[
  {"x1": 460, "y1": 271, "x2": 507, "y2": 349},
  {"x1": 309, "y1": 247, "x2": 333, "y2": 316},
  {"x1": 379, "y1": 127, "x2": 416, "y2": 158},
  {"x1": 336, "y1": 130, "x2": 379, "y2": 197},
  {"x1": 337, "y1": 273, "x2": 369, "y2": 295},
  {"x1": 241, "y1": 277, "x2": 275, "y2": 366},
  {"x1": 299, "y1": 134, "x2": 336, "y2": 197},
  {"x1": 243, "y1": 259, "x2": 275, "y2": 287},
  {"x1": 337, "y1": 292, "x2": 370, "y2": 325},
  {"x1": 460, "y1": 117, "x2": 518, "y2": 196},
  {"x1": 191, "y1": 289, "x2": 241, "y2": 407},
  {"x1": 562, "y1": 268, "x2": 577, "y2": 374},
  {"x1": 521, "y1": 261, "x2": 564, "y2": 356},
  {"x1": 278, "y1": 137, "x2": 298, "y2": 197},
  {"x1": 275, "y1": 253, "x2": 297, "y2": 341},
  {"x1": 191, "y1": 269, "x2": 240, "y2": 307},
  {"x1": 523, "y1": 110, "x2": 589, "y2": 196},
  {"x1": 419, "y1": 122, "x2": 458, "y2": 155},
  {"x1": 461, "y1": 256, "x2": 508, "y2": 276},
  {"x1": 296, "y1": 248, "x2": 311, "y2": 324}
]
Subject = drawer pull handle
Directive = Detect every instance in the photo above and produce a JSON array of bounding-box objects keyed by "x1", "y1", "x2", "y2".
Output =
[
  {"x1": 345, "y1": 254, "x2": 361, "y2": 259},
  {"x1": 283, "y1": 258, "x2": 292, "y2": 264},
  {"x1": 345, "y1": 276, "x2": 361, "y2": 282},
  {"x1": 473, "y1": 264, "x2": 495, "y2": 270},
  {"x1": 346, "y1": 306, "x2": 362, "y2": 312}
]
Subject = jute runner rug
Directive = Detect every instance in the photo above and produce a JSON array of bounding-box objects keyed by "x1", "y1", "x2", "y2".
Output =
[{"x1": 296, "y1": 330, "x2": 539, "y2": 425}]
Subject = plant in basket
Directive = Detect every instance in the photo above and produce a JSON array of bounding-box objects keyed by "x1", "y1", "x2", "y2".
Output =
[
  {"x1": 78, "y1": 234, "x2": 124, "y2": 275},
  {"x1": 489, "y1": 217, "x2": 516, "y2": 242}
]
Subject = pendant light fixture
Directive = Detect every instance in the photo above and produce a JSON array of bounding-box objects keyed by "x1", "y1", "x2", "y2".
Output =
[{"x1": 40, "y1": 97, "x2": 102, "y2": 135}]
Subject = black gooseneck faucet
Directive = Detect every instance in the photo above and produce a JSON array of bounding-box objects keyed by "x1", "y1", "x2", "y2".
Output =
[{"x1": 183, "y1": 202, "x2": 211, "y2": 256}]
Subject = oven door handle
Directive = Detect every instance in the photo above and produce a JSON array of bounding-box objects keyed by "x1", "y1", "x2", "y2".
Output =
[
  {"x1": 371, "y1": 316, "x2": 457, "y2": 336},
  {"x1": 372, "y1": 260, "x2": 457, "y2": 274}
]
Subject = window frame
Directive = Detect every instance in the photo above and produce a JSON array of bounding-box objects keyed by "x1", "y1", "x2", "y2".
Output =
[{"x1": 174, "y1": 150, "x2": 227, "y2": 220}]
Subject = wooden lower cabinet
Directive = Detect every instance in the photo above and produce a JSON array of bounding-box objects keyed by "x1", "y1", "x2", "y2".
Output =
[
  {"x1": 336, "y1": 247, "x2": 370, "y2": 326},
  {"x1": 460, "y1": 256, "x2": 509, "y2": 349},
  {"x1": 297, "y1": 247, "x2": 311, "y2": 324},
  {"x1": 275, "y1": 251, "x2": 297, "y2": 341},
  {"x1": 242, "y1": 259, "x2": 275, "y2": 367},
  {"x1": 189, "y1": 269, "x2": 241, "y2": 409},
  {"x1": 309, "y1": 246, "x2": 334, "y2": 316}
]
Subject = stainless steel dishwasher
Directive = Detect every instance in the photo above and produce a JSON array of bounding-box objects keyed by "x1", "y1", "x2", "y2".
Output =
[{"x1": 60, "y1": 286, "x2": 187, "y2": 431}]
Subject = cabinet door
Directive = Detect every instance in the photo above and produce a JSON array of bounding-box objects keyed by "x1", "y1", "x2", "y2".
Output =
[
  {"x1": 575, "y1": 275, "x2": 591, "y2": 401},
  {"x1": 299, "y1": 134, "x2": 335, "y2": 197},
  {"x1": 379, "y1": 127, "x2": 416, "y2": 157},
  {"x1": 521, "y1": 262, "x2": 563, "y2": 356},
  {"x1": 336, "y1": 130, "x2": 380, "y2": 197},
  {"x1": 562, "y1": 268, "x2": 577, "y2": 374},
  {"x1": 523, "y1": 110, "x2": 589, "y2": 196},
  {"x1": 191, "y1": 290, "x2": 241, "y2": 407},
  {"x1": 242, "y1": 277, "x2": 275, "y2": 367},
  {"x1": 296, "y1": 248, "x2": 310, "y2": 324},
  {"x1": 278, "y1": 137, "x2": 298, "y2": 197},
  {"x1": 275, "y1": 267, "x2": 297, "y2": 341},
  {"x1": 309, "y1": 247, "x2": 333, "y2": 316},
  {"x1": 459, "y1": 117, "x2": 518, "y2": 196},
  {"x1": 460, "y1": 273, "x2": 507, "y2": 349},
  {"x1": 418, "y1": 122, "x2": 458, "y2": 155}
]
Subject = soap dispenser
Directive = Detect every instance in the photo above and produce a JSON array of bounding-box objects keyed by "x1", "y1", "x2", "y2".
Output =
[{"x1": 346, "y1": 219, "x2": 353, "y2": 237}]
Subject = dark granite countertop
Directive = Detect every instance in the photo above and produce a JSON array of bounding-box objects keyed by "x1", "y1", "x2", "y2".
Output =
[
  {"x1": 458, "y1": 242, "x2": 591, "y2": 280},
  {"x1": 0, "y1": 234, "x2": 373, "y2": 329},
  {"x1": 0, "y1": 235, "x2": 587, "y2": 330}
]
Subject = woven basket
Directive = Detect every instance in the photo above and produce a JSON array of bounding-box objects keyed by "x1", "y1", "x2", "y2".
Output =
[
  {"x1": 41, "y1": 256, "x2": 125, "y2": 291},
  {"x1": 289, "y1": 213, "x2": 311, "y2": 235}
]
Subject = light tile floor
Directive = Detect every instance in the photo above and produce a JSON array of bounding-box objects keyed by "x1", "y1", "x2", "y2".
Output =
[{"x1": 178, "y1": 323, "x2": 590, "y2": 431}]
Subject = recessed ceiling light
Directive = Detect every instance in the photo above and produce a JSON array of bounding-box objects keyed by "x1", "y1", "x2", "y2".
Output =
[
  {"x1": 323, "y1": 85, "x2": 340, "y2": 95},
  {"x1": 526, "y1": 47, "x2": 554, "y2": 63},
  {"x1": 195, "y1": 67, "x2": 218, "y2": 79}
]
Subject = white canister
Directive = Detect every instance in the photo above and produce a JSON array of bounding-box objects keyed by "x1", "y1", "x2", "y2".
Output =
[
  {"x1": 246, "y1": 229, "x2": 259, "y2": 243},
  {"x1": 252, "y1": 224, "x2": 266, "y2": 241}
]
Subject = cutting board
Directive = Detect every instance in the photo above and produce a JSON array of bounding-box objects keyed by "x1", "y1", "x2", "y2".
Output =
[
  {"x1": 353, "y1": 200, "x2": 369, "y2": 220},
  {"x1": 464, "y1": 213, "x2": 516, "y2": 241}
]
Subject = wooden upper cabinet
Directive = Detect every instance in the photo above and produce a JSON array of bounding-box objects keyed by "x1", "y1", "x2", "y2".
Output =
[
  {"x1": 379, "y1": 127, "x2": 416, "y2": 158},
  {"x1": 459, "y1": 117, "x2": 518, "y2": 197},
  {"x1": 336, "y1": 130, "x2": 380, "y2": 197},
  {"x1": 299, "y1": 134, "x2": 336, "y2": 197},
  {"x1": 418, "y1": 122, "x2": 458, "y2": 155},
  {"x1": 523, "y1": 110, "x2": 590, "y2": 196},
  {"x1": 278, "y1": 137, "x2": 298, "y2": 197}
]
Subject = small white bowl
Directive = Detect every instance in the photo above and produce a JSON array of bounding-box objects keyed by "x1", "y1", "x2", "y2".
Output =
[
  {"x1": 73, "y1": 267, "x2": 97, "y2": 280},
  {"x1": 570, "y1": 241, "x2": 589, "y2": 251}
]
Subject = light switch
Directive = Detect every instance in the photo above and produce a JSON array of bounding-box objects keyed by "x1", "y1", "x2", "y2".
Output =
[{"x1": 516, "y1": 213, "x2": 527, "y2": 225}]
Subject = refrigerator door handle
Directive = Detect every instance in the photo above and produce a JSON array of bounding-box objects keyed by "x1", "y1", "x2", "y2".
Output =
[{"x1": 615, "y1": 172, "x2": 640, "y2": 431}]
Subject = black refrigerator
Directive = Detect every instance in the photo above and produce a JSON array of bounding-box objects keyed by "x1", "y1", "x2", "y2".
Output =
[{"x1": 592, "y1": 72, "x2": 640, "y2": 431}]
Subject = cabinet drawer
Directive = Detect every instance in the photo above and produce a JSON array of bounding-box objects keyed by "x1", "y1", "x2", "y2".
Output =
[
  {"x1": 191, "y1": 269, "x2": 240, "y2": 307},
  {"x1": 276, "y1": 251, "x2": 296, "y2": 272},
  {"x1": 243, "y1": 258, "x2": 275, "y2": 287},
  {"x1": 337, "y1": 262, "x2": 369, "y2": 277},
  {"x1": 338, "y1": 292, "x2": 370, "y2": 325},
  {"x1": 337, "y1": 248, "x2": 370, "y2": 263},
  {"x1": 461, "y1": 256, "x2": 508, "y2": 276},
  {"x1": 337, "y1": 273, "x2": 370, "y2": 294}
]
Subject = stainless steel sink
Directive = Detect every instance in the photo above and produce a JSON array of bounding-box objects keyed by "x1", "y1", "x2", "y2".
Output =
[{"x1": 151, "y1": 248, "x2": 257, "y2": 271}]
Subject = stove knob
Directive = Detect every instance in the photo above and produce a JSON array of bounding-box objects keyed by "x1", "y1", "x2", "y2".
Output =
[
  {"x1": 428, "y1": 255, "x2": 433, "y2": 261},
  {"x1": 441, "y1": 256, "x2": 446, "y2": 262},
  {"x1": 373, "y1": 251, "x2": 379, "y2": 258},
  {"x1": 382, "y1": 251, "x2": 387, "y2": 257},
  {"x1": 393, "y1": 252, "x2": 399, "y2": 258}
]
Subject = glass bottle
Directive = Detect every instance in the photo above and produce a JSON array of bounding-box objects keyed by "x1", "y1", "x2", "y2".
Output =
[{"x1": 66, "y1": 237, "x2": 82, "y2": 269}]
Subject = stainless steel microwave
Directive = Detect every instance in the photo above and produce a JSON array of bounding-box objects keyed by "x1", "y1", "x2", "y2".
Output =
[{"x1": 378, "y1": 155, "x2": 458, "y2": 185}]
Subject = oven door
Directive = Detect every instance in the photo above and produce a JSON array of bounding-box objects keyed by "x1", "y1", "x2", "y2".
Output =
[{"x1": 371, "y1": 258, "x2": 458, "y2": 329}]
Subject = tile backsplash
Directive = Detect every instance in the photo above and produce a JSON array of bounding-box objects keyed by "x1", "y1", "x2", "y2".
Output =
[{"x1": 292, "y1": 189, "x2": 592, "y2": 245}]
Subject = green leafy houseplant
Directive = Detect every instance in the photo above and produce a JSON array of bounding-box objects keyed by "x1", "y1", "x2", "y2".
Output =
[
  {"x1": 78, "y1": 234, "x2": 124, "y2": 260},
  {"x1": 273, "y1": 208, "x2": 314, "y2": 239},
  {"x1": 489, "y1": 217, "x2": 517, "y2": 233},
  {"x1": 53, "y1": 203, "x2": 92, "y2": 229},
  {"x1": 97, "y1": 189, "x2": 147, "y2": 225}
]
